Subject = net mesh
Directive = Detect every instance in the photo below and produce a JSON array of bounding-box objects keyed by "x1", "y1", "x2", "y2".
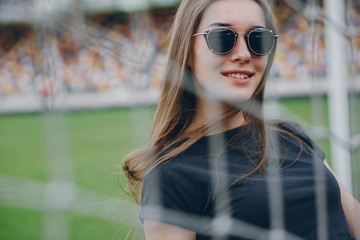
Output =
[{"x1": 0, "y1": 0, "x2": 359, "y2": 239}]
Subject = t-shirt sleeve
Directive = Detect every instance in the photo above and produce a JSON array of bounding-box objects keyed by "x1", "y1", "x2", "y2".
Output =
[
  {"x1": 139, "y1": 162, "x2": 209, "y2": 231},
  {"x1": 279, "y1": 121, "x2": 326, "y2": 161}
]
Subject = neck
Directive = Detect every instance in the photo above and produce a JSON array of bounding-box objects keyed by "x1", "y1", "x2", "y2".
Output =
[{"x1": 186, "y1": 96, "x2": 247, "y2": 136}]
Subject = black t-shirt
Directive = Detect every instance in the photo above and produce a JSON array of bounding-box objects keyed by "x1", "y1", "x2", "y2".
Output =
[{"x1": 140, "y1": 122, "x2": 354, "y2": 240}]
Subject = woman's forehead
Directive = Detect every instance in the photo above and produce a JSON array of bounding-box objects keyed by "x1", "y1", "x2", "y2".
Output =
[{"x1": 199, "y1": 0, "x2": 266, "y2": 30}]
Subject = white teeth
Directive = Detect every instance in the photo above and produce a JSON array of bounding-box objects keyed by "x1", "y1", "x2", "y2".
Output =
[{"x1": 225, "y1": 73, "x2": 250, "y2": 79}]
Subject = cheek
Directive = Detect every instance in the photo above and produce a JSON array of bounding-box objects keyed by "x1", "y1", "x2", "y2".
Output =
[
  {"x1": 255, "y1": 56, "x2": 269, "y2": 73},
  {"x1": 190, "y1": 35, "x2": 223, "y2": 67},
  {"x1": 257, "y1": 56, "x2": 269, "y2": 70},
  {"x1": 191, "y1": 45, "x2": 220, "y2": 81},
  {"x1": 192, "y1": 55, "x2": 223, "y2": 88}
]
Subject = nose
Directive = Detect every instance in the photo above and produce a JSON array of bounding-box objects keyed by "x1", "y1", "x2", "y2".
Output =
[{"x1": 230, "y1": 35, "x2": 251, "y2": 63}]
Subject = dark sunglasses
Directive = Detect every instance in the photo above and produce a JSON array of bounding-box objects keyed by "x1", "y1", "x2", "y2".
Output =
[{"x1": 193, "y1": 27, "x2": 279, "y2": 56}]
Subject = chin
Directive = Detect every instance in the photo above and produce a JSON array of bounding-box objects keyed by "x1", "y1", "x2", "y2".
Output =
[
  {"x1": 219, "y1": 95, "x2": 251, "y2": 106},
  {"x1": 225, "y1": 91, "x2": 253, "y2": 101}
]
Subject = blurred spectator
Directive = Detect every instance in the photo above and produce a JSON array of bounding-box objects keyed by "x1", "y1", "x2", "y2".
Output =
[{"x1": 0, "y1": 4, "x2": 358, "y2": 97}]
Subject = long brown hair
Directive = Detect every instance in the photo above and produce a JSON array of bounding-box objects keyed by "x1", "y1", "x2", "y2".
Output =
[{"x1": 123, "y1": 0, "x2": 279, "y2": 202}]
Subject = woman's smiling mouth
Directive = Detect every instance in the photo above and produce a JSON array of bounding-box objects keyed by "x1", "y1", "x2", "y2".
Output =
[
  {"x1": 223, "y1": 73, "x2": 251, "y2": 79},
  {"x1": 222, "y1": 71, "x2": 254, "y2": 84}
]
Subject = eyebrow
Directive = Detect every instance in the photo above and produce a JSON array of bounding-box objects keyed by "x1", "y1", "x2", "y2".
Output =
[{"x1": 207, "y1": 22, "x2": 265, "y2": 29}]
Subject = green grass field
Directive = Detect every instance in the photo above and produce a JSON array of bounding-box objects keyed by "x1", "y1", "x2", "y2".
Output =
[
  {"x1": 0, "y1": 107, "x2": 152, "y2": 240},
  {"x1": 0, "y1": 97, "x2": 359, "y2": 239}
]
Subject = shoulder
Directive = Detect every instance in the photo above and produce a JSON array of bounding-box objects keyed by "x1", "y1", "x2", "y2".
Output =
[
  {"x1": 273, "y1": 120, "x2": 306, "y2": 136},
  {"x1": 141, "y1": 150, "x2": 211, "y2": 219},
  {"x1": 143, "y1": 151, "x2": 212, "y2": 197},
  {"x1": 270, "y1": 120, "x2": 325, "y2": 161},
  {"x1": 140, "y1": 149, "x2": 212, "y2": 231},
  {"x1": 271, "y1": 120, "x2": 313, "y2": 144}
]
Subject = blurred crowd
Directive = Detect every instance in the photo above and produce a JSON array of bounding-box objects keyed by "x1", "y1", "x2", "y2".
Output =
[
  {"x1": 0, "y1": 4, "x2": 359, "y2": 97},
  {"x1": 0, "y1": 11, "x2": 170, "y2": 97},
  {"x1": 272, "y1": 1, "x2": 360, "y2": 81}
]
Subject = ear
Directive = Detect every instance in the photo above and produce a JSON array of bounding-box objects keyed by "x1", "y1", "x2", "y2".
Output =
[
  {"x1": 187, "y1": 47, "x2": 194, "y2": 69},
  {"x1": 187, "y1": 59, "x2": 193, "y2": 69}
]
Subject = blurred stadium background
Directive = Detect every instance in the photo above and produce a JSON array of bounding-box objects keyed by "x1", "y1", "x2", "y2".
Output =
[{"x1": 0, "y1": 0, "x2": 359, "y2": 239}]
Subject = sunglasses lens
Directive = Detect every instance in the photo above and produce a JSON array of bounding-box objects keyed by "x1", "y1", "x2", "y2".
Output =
[
  {"x1": 248, "y1": 29, "x2": 275, "y2": 55},
  {"x1": 207, "y1": 28, "x2": 236, "y2": 54}
]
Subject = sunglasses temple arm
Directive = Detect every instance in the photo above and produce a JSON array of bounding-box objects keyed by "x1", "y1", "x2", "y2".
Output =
[{"x1": 193, "y1": 32, "x2": 207, "y2": 37}]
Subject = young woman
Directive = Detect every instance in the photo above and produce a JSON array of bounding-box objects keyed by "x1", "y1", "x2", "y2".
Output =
[{"x1": 123, "y1": 0, "x2": 360, "y2": 239}]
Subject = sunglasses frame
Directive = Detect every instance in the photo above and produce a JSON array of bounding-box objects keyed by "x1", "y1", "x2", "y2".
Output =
[{"x1": 193, "y1": 27, "x2": 279, "y2": 56}]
